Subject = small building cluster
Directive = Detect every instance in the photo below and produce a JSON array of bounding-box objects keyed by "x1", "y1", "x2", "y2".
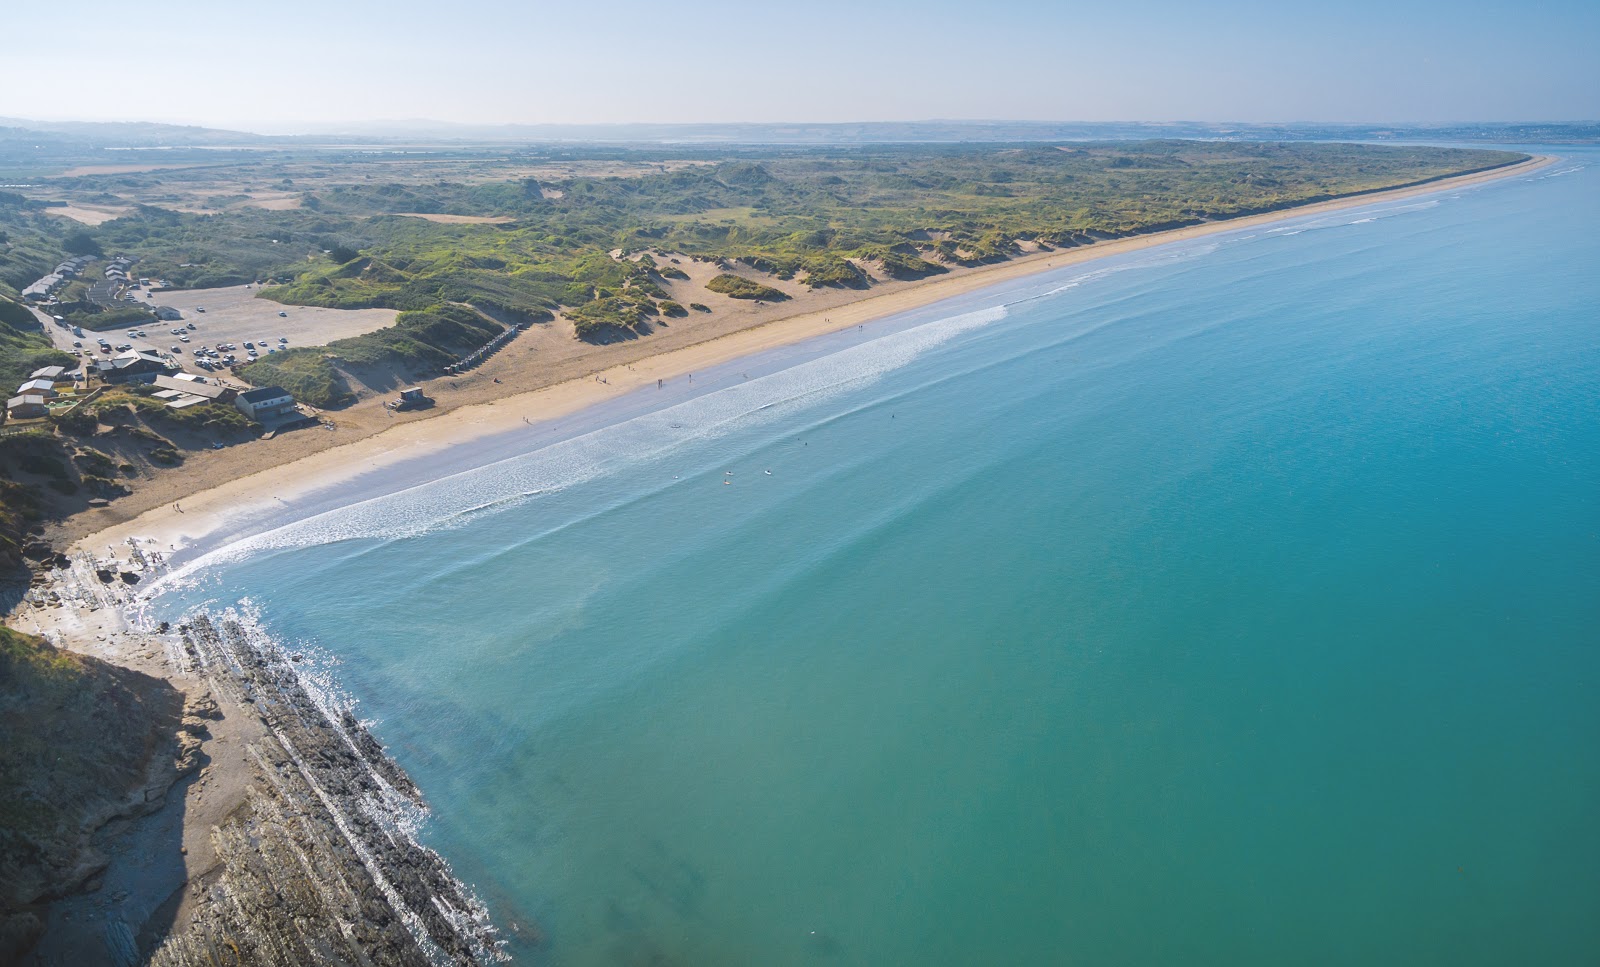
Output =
[
  {"x1": 102, "y1": 256, "x2": 136, "y2": 284},
  {"x1": 6, "y1": 365, "x2": 70, "y2": 420},
  {"x1": 22, "y1": 255, "x2": 97, "y2": 302}
]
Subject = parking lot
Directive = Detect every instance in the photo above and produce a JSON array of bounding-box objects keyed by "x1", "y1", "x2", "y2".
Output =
[{"x1": 42, "y1": 284, "x2": 398, "y2": 378}]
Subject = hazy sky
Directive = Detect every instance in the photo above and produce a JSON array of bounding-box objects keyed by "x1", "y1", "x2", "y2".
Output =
[{"x1": 3, "y1": 0, "x2": 1595, "y2": 130}]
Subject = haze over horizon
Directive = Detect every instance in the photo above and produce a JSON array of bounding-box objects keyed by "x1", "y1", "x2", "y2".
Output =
[{"x1": 4, "y1": 0, "x2": 1596, "y2": 132}]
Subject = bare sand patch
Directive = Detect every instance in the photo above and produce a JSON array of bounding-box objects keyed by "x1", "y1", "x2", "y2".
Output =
[
  {"x1": 390, "y1": 212, "x2": 514, "y2": 224},
  {"x1": 57, "y1": 163, "x2": 212, "y2": 177},
  {"x1": 45, "y1": 204, "x2": 132, "y2": 225},
  {"x1": 238, "y1": 193, "x2": 303, "y2": 211}
]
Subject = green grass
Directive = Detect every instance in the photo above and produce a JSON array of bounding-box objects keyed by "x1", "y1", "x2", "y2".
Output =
[
  {"x1": 1, "y1": 140, "x2": 1526, "y2": 407},
  {"x1": 0, "y1": 298, "x2": 72, "y2": 394},
  {"x1": 239, "y1": 304, "x2": 504, "y2": 407},
  {"x1": 101, "y1": 389, "x2": 257, "y2": 433},
  {"x1": 0, "y1": 625, "x2": 178, "y2": 912},
  {"x1": 705, "y1": 274, "x2": 787, "y2": 300}
]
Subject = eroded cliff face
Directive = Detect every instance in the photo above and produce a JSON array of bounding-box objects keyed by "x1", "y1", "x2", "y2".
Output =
[{"x1": 0, "y1": 626, "x2": 193, "y2": 962}]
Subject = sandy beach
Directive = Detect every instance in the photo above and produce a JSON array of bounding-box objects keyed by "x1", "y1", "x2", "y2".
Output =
[{"x1": 67, "y1": 154, "x2": 1552, "y2": 562}]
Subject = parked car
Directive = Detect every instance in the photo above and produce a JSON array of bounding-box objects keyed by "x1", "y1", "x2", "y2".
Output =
[
  {"x1": 278, "y1": 311, "x2": 288, "y2": 317},
  {"x1": 170, "y1": 345, "x2": 183, "y2": 353}
]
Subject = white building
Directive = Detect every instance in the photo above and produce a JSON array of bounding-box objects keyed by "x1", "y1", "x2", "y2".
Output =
[{"x1": 234, "y1": 386, "x2": 296, "y2": 421}]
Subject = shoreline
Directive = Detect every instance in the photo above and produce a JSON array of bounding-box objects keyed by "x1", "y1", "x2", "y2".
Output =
[
  {"x1": 2, "y1": 151, "x2": 1555, "y2": 963},
  {"x1": 68, "y1": 153, "x2": 1552, "y2": 562}
]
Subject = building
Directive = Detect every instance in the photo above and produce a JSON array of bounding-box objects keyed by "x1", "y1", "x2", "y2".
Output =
[
  {"x1": 93, "y1": 350, "x2": 174, "y2": 384},
  {"x1": 151, "y1": 374, "x2": 235, "y2": 407},
  {"x1": 6, "y1": 395, "x2": 49, "y2": 420},
  {"x1": 30, "y1": 365, "x2": 67, "y2": 382},
  {"x1": 235, "y1": 386, "x2": 297, "y2": 421},
  {"x1": 153, "y1": 305, "x2": 183, "y2": 321},
  {"x1": 16, "y1": 378, "x2": 58, "y2": 398},
  {"x1": 22, "y1": 274, "x2": 63, "y2": 301},
  {"x1": 391, "y1": 387, "x2": 433, "y2": 410}
]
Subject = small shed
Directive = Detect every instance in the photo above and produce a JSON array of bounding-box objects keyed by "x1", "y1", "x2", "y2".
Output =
[
  {"x1": 6, "y1": 395, "x2": 50, "y2": 419},
  {"x1": 17, "y1": 378, "x2": 58, "y2": 398}
]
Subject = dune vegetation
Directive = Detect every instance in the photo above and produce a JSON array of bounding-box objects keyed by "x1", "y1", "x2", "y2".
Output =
[{"x1": 1, "y1": 141, "x2": 1526, "y2": 402}]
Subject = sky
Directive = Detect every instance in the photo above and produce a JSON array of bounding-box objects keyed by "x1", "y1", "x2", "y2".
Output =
[{"x1": 3, "y1": 0, "x2": 1596, "y2": 131}]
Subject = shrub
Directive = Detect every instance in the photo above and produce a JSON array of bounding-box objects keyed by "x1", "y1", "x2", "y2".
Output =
[
  {"x1": 705, "y1": 274, "x2": 787, "y2": 301},
  {"x1": 51, "y1": 409, "x2": 98, "y2": 436}
]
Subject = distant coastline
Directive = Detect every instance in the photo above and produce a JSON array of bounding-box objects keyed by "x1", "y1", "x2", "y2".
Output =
[{"x1": 70, "y1": 153, "x2": 1551, "y2": 564}]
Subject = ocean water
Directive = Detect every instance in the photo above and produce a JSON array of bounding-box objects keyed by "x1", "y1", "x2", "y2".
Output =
[{"x1": 157, "y1": 150, "x2": 1600, "y2": 965}]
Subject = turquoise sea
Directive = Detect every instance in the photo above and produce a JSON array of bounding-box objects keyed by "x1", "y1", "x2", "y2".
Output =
[{"x1": 158, "y1": 149, "x2": 1600, "y2": 965}]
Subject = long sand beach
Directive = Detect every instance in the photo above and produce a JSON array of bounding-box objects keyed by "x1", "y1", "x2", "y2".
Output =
[{"x1": 69, "y1": 154, "x2": 1551, "y2": 562}]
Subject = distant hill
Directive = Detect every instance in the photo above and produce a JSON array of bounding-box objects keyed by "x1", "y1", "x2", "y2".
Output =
[
  {"x1": 2, "y1": 117, "x2": 1595, "y2": 148},
  {"x1": 0, "y1": 118, "x2": 266, "y2": 146},
  {"x1": 256, "y1": 118, "x2": 1600, "y2": 145}
]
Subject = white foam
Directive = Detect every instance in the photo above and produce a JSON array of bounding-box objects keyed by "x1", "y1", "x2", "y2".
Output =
[{"x1": 149, "y1": 304, "x2": 1010, "y2": 589}]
